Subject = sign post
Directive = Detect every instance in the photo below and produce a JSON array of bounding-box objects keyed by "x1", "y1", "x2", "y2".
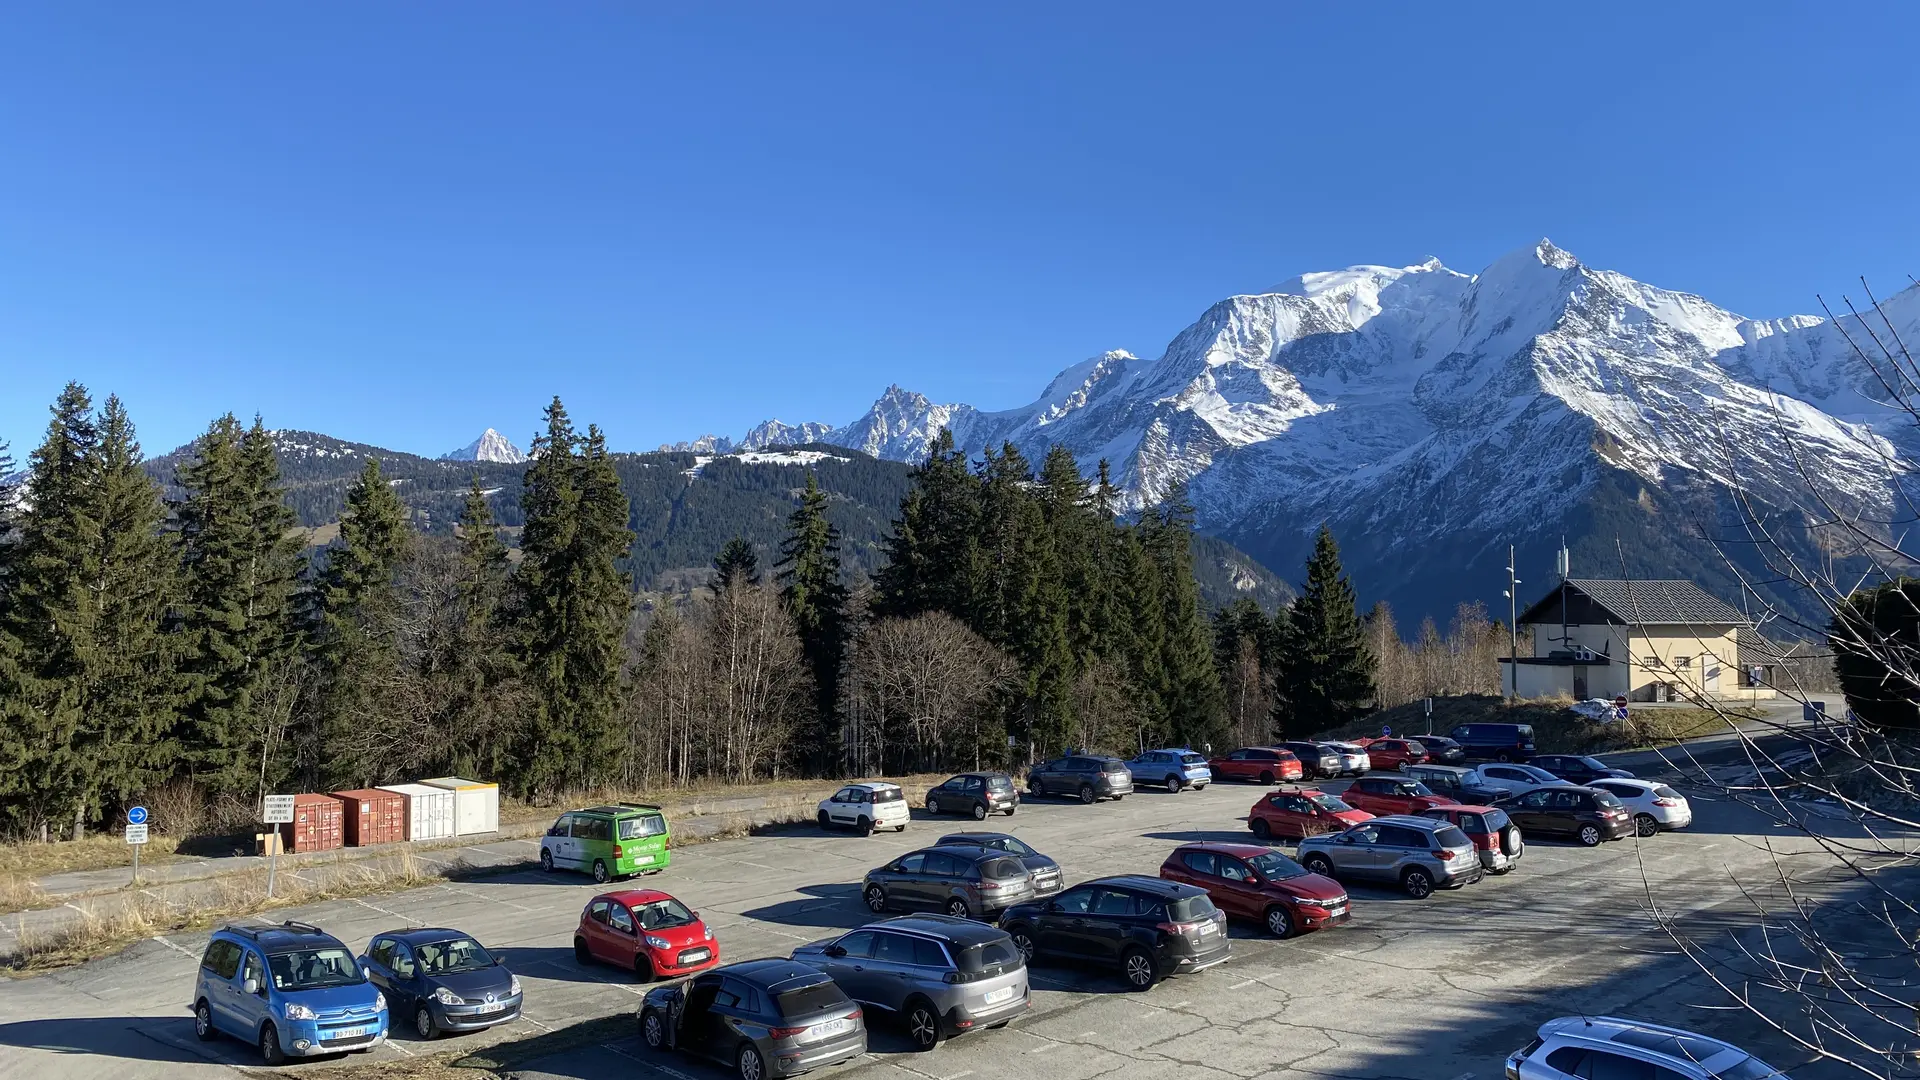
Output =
[
  {"x1": 126, "y1": 806, "x2": 149, "y2": 886},
  {"x1": 262, "y1": 795, "x2": 296, "y2": 898}
]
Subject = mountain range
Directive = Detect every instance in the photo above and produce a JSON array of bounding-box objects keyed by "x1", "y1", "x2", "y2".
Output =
[{"x1": 685, "y1": 240, "x2": 1916, "y2": 624}]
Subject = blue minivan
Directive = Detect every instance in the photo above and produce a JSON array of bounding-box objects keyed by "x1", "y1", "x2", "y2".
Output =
[
  {"x1": 192, "y1": 920, "x2": 387, "y2": 1063},
  {"x1": 1124, "y1": 748, "x2": 1213, "y2": 793}
]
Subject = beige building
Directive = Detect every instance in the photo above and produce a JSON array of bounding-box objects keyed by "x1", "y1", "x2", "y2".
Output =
[{"x1": 1501, "y1": 579, "x2": 1777, "y2": 703}]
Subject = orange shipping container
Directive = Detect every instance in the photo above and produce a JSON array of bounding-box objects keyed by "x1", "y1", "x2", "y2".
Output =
[
  {"x1": 330, "y1": 789, "x2": 407, "y2": 847},
  {"x1": 277, "y1": 793, "x2": 345, "y2": 853}
]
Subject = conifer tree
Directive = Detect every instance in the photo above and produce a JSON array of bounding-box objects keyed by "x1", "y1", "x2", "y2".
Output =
[
  {"x1": 777, "y1": 472, "x2": 849, "y2": 765},
  {"x1": 875, "y1": 429, "x2": 980, "y2": 619},
  {"x1": 713, "y1": 536, "x2": 760, "y2": 590},
  {"x1": 1273, "y1": 524, "x2": 1376, "y2": 736},
  {"x1": 432, "y1": 478, "x2": 520, "y2": 778},
  {"x1": 1141, "y1": 485, "x2": 1225, "y2": 750}
]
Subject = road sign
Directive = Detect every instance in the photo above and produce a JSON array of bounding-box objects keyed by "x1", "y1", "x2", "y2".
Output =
[
  {"x1": 127, "y1": 806, "x2": 148, "y2": 826},
  {"x1": 263, "y1": 795, "x2": 296, "y2": 824},
  {"x1": 124, "y1": 823, "x2": 149, "y2": 845},
  {"x1": 1423, "y1": 697, "x2": 1433, "y2": 717}
]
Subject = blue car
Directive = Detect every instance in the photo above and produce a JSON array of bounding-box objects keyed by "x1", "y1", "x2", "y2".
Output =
[
  {"x1": 1124, "y1": 748, "x2": 1212, "y2": 793},
  {"x1": 192, "y1": 920, "x2": 387, "y2": 1064},
  {"x1": 360, "y1": 927, "x2": 523, "y2": 1040}
]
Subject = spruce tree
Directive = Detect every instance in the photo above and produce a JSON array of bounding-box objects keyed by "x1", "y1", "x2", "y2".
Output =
[
  {"x1": 435, "y1": 478, "x2": 519, "y2": 777},
  {"x1": 1273, "y1": 524, "x2": 1376, "y2": 736},
  {"x1": 875, "y1": 428, "x2": 980, "y2": 620},
  {"x1": 1141, "y1": 485, "x2": 1225, "y2": 751},
  {"x1": 713, "y1": 536, "x2": 760, "y2": 590},
  {"x1": 777, "y1": 472, "x2": 849, "y2": 767}
]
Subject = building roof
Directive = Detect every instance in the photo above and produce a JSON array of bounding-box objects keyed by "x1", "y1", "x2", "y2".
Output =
[{"x1": 1517, "y1": 579, "x2": 1750, "y2": 628}]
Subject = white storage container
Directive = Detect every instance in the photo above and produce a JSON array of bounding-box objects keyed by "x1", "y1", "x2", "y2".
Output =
[
  {"x1": 378, "y1": 783, "x2": 457, "y2": 842},
  {"x1": 419, "y1": 777, "x2": 500, "y2": 836}
]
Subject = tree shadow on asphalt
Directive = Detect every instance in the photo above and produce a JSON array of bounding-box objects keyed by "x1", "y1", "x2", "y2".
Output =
[
  {"x1": 737, "y1": 883, "x2": 870, "y2": 931},
  {"x1": 1143, "y1": 829, "x2": 1273, "y2": 845},
  {"x1": 0, "y1": 1015, "x2": 358, "y2": 1067}
]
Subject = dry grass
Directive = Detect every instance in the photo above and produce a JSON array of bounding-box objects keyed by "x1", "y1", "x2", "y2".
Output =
[
  {"x1": 256, "y1": 1015, "x2": 633, "y2": 1079},
  {"x1": 0, "y1": 832, "x2": 184, "y2": 879},
  {"x1": 498, "y1": 771, "x2": 956, "y2": 826}
]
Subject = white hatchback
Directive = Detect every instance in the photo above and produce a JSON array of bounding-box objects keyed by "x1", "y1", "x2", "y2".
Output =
[
  {"x1": 1590, "y1": 778, "x2": 1693, "y2": 836},
  {"x1": 818, "y1": 782, "x2": 911, "y2": 836}
]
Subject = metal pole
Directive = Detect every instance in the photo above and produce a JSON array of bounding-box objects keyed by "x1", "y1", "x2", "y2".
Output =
[
  {"x1": 267, "y1": 844, "x2": 277, "y2": 899},
  {"x1": 132, "y1": 842, "x2": 139, "y2": 888},
  {"x1": 1508, "y1": 545, "x2": 1520, "y2": 701}
]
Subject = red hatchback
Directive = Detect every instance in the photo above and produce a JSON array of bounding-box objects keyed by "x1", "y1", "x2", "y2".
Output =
[
  {"x1": 1159, "y1": 842, "x2": 1350, "y2": 939},
  {"x1": 1247, "y1": 786, "x2": 1373, "y2": 841},
  {"x1": 574, "y1": 889, "x2": 719, "y2": 981},
  {"x1": 1356, "y1": 738, "x2": 1429, "y2": 771},
  {"x1": 1341, "y1": 775, "x2": 1458, "y2": 817},
  {"x1": 1208, "y1": 747, "x2": 1305, "y2": 784}
]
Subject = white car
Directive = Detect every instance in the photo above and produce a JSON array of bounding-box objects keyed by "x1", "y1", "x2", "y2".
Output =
[
  {"x1": 1509, "y1": 1015, "x2": 1786, "y2": 1079},
  {"x1": 1590, "y1": 778, "x2": 1693, "y2": 836},
  {"x1": 1471, "y1": 763, "x2": 1561, "y2": 797},
  {"x1": 1327, "y1": 742, "x2": 1372, "y2": 775},
  {"x1": 817, "y1": 782, "x2": 910, "y2": 835}
]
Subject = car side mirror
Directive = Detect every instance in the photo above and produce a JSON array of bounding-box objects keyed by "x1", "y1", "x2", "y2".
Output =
[
  {"x1": 824, "y1": 945, "x2": 847, "y2": 958},
  {"x1": 1046, "y1": 901, "x2": 1063, "y2": 913},
  {"x1": 243, "y1": 977, "x2": 261, "y2": 996},
  {"x1": 360, "y1": 963, "x2": 372, "y2": 979},
  {"x1": 1245, "y1": 874, "x2": 1262, "y2": 885},
  {"x1": 1336, "y1": 835, "x2": 1354, "y2": 844}
]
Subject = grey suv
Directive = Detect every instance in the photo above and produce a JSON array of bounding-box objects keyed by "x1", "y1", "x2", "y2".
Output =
[
  {"x1": 935, "y1": 832, "x2": 1063, "y2": 898},
  {"x1": 791, "y1": 915, "x2": 1029, "y2": 1052},
  {"x1": 1295, "y1": 815, "x2": 1483, "y2": 898},
  {"x1": 638, "y1": 960, "x2": 865, "y2": 1079},
  {"x1": 864, "y1": 845, "x2": 1036, "y2": 920},
  {"x1": 1026, "y1": 755, "x2": 1133, "y2": 803}
]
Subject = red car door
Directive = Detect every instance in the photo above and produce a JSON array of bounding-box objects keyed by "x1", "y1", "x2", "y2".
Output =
[
  {"x1": 1178, "y1": 849, "x2": 1246, "y2": 917},
  {"x1": 1210, "y1": 751, "x2": 1250, "y2": 781},
  {"x1": 1215, "y1": 854, "x2": 1269, "y2": 916}
]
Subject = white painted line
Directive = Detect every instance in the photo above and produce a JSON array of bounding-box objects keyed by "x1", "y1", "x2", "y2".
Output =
[
  {"x1": 1029, "y1": 1042, "x2": 1059, "y2": 1053},
  {"x1": 1078, "y1": 1030, "x2": 1098, "y2": 1037},
  {"x1": 1228, "y1": 979, "x2": 1255, "y2": 989},
  {"x1": 350, "y1": 897, "x2": 414, "y2": 922},
  {"x1": 386, "y1": 1040, "x2": 415, "y2": 1057},
  {"x1": 151, "y1": 935, "x2": 198, "y2": 957},
  {"x1": 602, "y1": 1041, "x2": 643, "y2": 1061}
]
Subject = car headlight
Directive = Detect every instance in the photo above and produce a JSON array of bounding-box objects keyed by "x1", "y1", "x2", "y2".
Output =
[
  {"x1": 374, "y1": 992, "x2": 387, "y2": 1012},
  {"x1": 434, "y1": 986, "x2": 462, "y2": 1006},
  {"x1": 284, "y1": 1002, "x2": 316, "y2": 1021},
  {"x1": 703, "y1": 925, "x2": 714, "y2": 941},
  {"x1": 645, "y1": 935, "x2": 671, "y2": 950},
  {"x1": 509, "y1": 974, "x2": 522, "y2": 996}
]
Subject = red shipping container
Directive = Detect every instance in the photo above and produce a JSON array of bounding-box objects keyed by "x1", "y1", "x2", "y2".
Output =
[
  {"x1": 330, "y1": 789, "x2": 407, "y2": 847},
  {"x1": 277, "y1": 793, "x2": 345, "y2": 853}
]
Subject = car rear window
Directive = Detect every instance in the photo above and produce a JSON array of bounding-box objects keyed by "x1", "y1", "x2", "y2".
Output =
[
  {"x1": 1654, "y1": 785, "x2": 1682, "y2": 800},
  {"x1": 619, "y1": 814, "x2": 666, "y2": 840},
  {"x1": 1099, "y1": 758, "x2": 1127, "y2": 771},
  {"x1": 1481, "y1": 809, "x2": 1511, "y2": 831},
  {"x1": 1165, "y1": 895, "x2": 1219, "y2": 922},
  {"x1": 1434, "y1": 826, "x2": 1470, "y2": 849},
  {"x1": 986, "y1": 775, "x2": 1013, "y2": 791},
  {"x1": 982, "y1": 857, "x2": 1026, "y2": 880},
  {"x1": 1515, "y1": 725, "x2": 1535, "y2": 739},
  {"x1": 870, "y1": 787, "x2": 904, "y2": 804},
  {"x1": 956, "y1": 937, "x2": 1019, "y2": 974},
  {"x1": 1179, "y1": 753, "x2": 1205, "y2": 765},
  {"x1": 775, "y1": 981, "x2": 849, "y2": 1017}
]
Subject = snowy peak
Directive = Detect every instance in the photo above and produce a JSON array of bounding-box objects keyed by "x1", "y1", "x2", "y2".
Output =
[
  {"x1": 441, "y1": 428, "x2": 527, "y2": 464},
  {"x1": 658, "y1": 434, "x2": 737, "y2": 454},
  {"x1": 739, "y1": 419, "x2": 833, "y2": 450}
]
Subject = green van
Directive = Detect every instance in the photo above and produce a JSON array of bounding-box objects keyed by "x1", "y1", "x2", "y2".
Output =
[{"x1": 538, "y1": 803, "x2": 672, "y2": 883}]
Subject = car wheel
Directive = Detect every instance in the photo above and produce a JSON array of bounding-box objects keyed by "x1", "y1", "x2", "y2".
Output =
[
  {"x1": 1401, "y1": 868, "x2": 1435, "y2": 899},
  {"x1": 1078, "y1": 785, "x2": 1096, "y2": 804},
  {"x1": 640, "y1": 1007, "x2": 667, "y2": 1051},
  {"x1": 972, "y1": 802, "x2": 988, "y2": 821},
  {"x1": 1251, "y1": 818, "x2": 1272, "y2": 840},
  {"x1": 1265, "y1": 905, "x2": 1296, "y2": 939},
  {"x1": 1259, "y1": 771, "x2": 1275, "y2": 785},
  {"x1": 416, "y1": 1005, "x2": 438, "y2": 1040},
  {"x1": 1004, "y1": 805, "x2": 1017, "y2": 816},
  {"x1": 946, "y1": 898, "x2": 971, "y2": 920},
  {"x1": 1578, "y1": 824, "x2": 1603, "y2": 847},
  {"x1": 897, "y1": 824, "x2": 908, "y2": 833},
  {"x1": 927, "y1": 797, "x2": 941, "y2": 816},
  {"x1": 635, "y1": 953, "x2": 655, "y2": 983},
  {"x1": 592, "y1": 859, "x2": 610, "y2": 884},
  {"x1": 194, "y1": 1000, "x2": 216, "y2": 1042},
  {"x1": 738, "y1": 1041, "x2": 767, "y2": 1080},
  {"x1": 1495, "y1": 751, "x2": 1513, "y2": 763},
  {"x1": 258, "y1": 1022, "x2": 285, "y2": 1066},
  {"x1": 574, "y1": 937, "x2": 592, "y2": 965},
  {"x1": 818, "y1": 810, "x2": 831, "y2": 830},
  {"x1": 1028, "y1": 780, "x2": 1043, "y2": 798},
  {"x1": 1165, "y1": 776, "x2": 1183, "y2": 794},
  {"x1": 1193, "y1": 784, "x2": 1206, "y2": 791},
  {"x1": 1303, "y1": 853, "x2": 1335, "y2": 877},
  {"x1": 865, "y1": 885, "x2": 888, "y2": 913},
  {"x1": 856, "y1": 816, "x2": 874, "y2": 836},
  {"x1": 1121, "y1": 946, "x2": 1158, "y2": 990},
  {"x1": 906, "y1": 998, "x2": 943, "y2": 1052},
  {"x1": 1009, "y1": 927, "x2": 1036, "y2": 963},
  {"x1": 540, "y1": 849, "x2": 554, "y2": 873},
  {"x1": 1635, "y1": 814, "x2": 1659, "y2": 838}
]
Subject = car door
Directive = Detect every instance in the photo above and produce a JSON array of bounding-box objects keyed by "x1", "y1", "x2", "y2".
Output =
[
  {"x1": 604, "y1": 901, "x2": 641, "y2": 966},
  {"x1": 236, "y1": 946, "x2": 270, "y2": 1036},
  {"x1": 883, "y1": 852, "x2": 926, "y2": 909},
  {"x1": 1548, "y1": 789, "x2": 1586, "y2": 834},
  {"x1": 915, "y1": 851, "x2": 961, "y2": 910},
  {"x1": 387, "y1": 942, "x2": 425, "y2": 1013},
  {"x1": 203, "y1": 940, "x2": 245, "y2": 1035},
  {"x1": 1036, "y1": 886, "x2": 1096, "y2": 958},
  {"x1": 1168, "y1": 848, "x2": 1216, "y2": 903},
  {"x1": 545, "y1": 813, "x2": 576, "y2": 868},
  {"x1": 1508, "y1": 788, "x2": 1553, "y2": 832},
  {"x1": 677, "y1": 975, "x2": 724, "y2": 1058},
  {"x1": 705, "y1": 977, "x2": 758, "y2": 1060},
  {"x1": 363, "y1": 936, "x2": 395, "y2": 996},
  {"x1": 817, "y1": 929, "x2": 878, "y2": 1005},
  {"x1": 932, "y1": 777, "x2": 962, "y2": 811},
  {"x1": 1083, "y1": 887, "x2": 1139, "y2": 962},
  {"x1": 1335, "y1": 823, "x2": 1386, "y2": 879},
  {"x1": 962, "y1": 775, "x2": 985, "y2": 812},
  {"x1": 864, "y1": 930, "x2": 921, "y2": 1014},
  {"x1": 583, "y1": 898, "x2": 616, "y2": 960},
  {"x1": 1215, "y1": 855, "x2": 1266, "y2": 918}
]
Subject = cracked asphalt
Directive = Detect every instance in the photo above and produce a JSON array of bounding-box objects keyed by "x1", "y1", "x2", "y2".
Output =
[{"x1": 0, "y1": 752, "x2": 1879, "y2": 1080}]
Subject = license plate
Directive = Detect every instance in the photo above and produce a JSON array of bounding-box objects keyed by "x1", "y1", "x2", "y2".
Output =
[
  {"x1": 1195, "y1": 922, "x2": 1216, "y2": 935},
  {"x1": 634, "y1": 854, "x2": 654, "y2": 864},
  {"x1": 813, "y1": 1017, "x2": 854, "y2": 1038},
  {"x1": 983, "y1": 985, "x2": 1016, "y2": 1004},
  {"x1": 1330, "y1": 908, "x2": 1350, "y2": 922},
  {"x1": 476, "y1": 1002, "x2": 504, "y2": 1014},
  {"x1": 332, "y1": 1025, "x2": 375, "y2": 1040},
  {"x1": 682, "y1": 948, "x2": 710, "y2": 963}
]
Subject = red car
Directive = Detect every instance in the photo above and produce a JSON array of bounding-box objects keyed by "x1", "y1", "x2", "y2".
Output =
[
  {"x1": 1247, "y1": 785, "x2": 1373, "y2": 841},
  {"x1": 1416, "y1": 805, "x2": 1524, "y2": 875},
  {"x1": 1159, "y1": 842, "x2": 1350, "y2": 939},
  {"x1": 1208, "y1": 747, "x2": 1305, "y2": 784},
  {"x1": 1341, "y1": 775, "x2": 1458, "y2": 817},
  {"x1": 1355, "y1": 737, "x2": 1429, "y2": 771},
  {"x1": 573, "y1": 889, "x2": 719, "y2": 981}
]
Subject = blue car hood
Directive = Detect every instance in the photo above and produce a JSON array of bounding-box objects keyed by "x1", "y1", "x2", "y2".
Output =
[
  {"x1": 430, "y1": 966, "x2": 516, "y2": 1000},
  {"x1": 282, "y1": 981, "x2": 382, "y2": 1013}
]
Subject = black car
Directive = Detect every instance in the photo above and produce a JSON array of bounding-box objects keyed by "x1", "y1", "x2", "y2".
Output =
[
  {"x1": 639, "y1": 960, "x2": 866, "y2": 1080},
  {"x1": 999, "y1": 875, "x2": 1229, "y2": 991},
  {"x1": 1400, "y1": 763, "x2": 1512, "y2": 806},
  {"x1": 1407, "y1": 734, "x2": 1466, "y2": 764},
  {"x1": 360, "y1": 927, "x2": 522, "y2": 1040},
  {"x1": 1529, "y1": 754, "x2": 1634, "y2": 785},
  {"x1": 925, "y1": 772, "x2": 1019, "y2": 819},
  {"x1": 1505, "y1": 783, "x2": 1634, "y2": 846},
  {"x1": 1278, "y1": 741, "x2": 1343, "y2": 779},
  {"x1": 864, "y1": 845, "x2": 1037, "y2": 920},
  {"x1": 1448, "y1": 722, "x2": 1537, "y2": 762},
  {"x1": 935, "y1": 831, "x2": 1064, "y2": 897},
  {"x1": 1026, "y1": 755, "x2": 1133, "y2": 803}
]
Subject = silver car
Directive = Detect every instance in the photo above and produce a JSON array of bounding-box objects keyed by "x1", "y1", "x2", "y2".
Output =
[
  {"x1": 863, "y1": 845, "x2": 1036, "y2": 920},
  {"x1": 791, "y1": 916, "x2": 1029, "y2": 1052},
  {"x1": 934, "y1": 831, "x2": 1063, "y2": 897},
  {"x1": 1295, "y1": 815, "x2": 1483, "y2": 898}
]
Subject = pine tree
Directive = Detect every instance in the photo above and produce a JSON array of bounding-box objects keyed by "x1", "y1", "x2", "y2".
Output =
[
  {"x1": 433, "y1": 479, "x2": 520, "y2": 777},
  {"x1": 777, "y1": 472, "x2": 850, "y2": 767},
  {"x1": 713, "y1": 536, "x2": 760, "y2": 590},
  {"x1": 875, "y1": 429, "x2": 980, "y2": 620},
  {"x1": 1140, "y1": 484, "x2": 1225, "y2": 751},
  {"x1": 1273, "y1": 524, "x2": 1376, "y2": 736}
]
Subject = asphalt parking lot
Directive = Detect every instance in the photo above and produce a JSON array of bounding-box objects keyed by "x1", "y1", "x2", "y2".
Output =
[{"x1": 0, "y1": 752, "x2": 1879, "y2": 1080}]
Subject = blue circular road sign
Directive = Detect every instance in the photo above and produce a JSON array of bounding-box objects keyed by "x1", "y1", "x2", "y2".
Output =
[{"x1": 128, "y1": 806, "x2": 148, "y2": 825}]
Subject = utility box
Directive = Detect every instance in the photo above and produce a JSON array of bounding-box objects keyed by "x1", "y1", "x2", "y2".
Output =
[
  {"x1": 330, "y1": 788, "x2": 407, "y2": 847},
  {"x1": 419, "y1": 777, "x2": 500, "y2": 836},
  {"x1": 277, "y1": 793, "x2": 344, "y2": 853},
  {"x1": 378, "y1": 783, "x2": 457, "y2": 842}
]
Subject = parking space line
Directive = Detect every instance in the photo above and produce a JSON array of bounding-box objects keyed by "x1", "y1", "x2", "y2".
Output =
[
  {"x1": 350, "y1": 897, "x2": 415, "y2": 922},
  {"x1": 150, "y1": 934, "x2": 198, "y2": 957}
]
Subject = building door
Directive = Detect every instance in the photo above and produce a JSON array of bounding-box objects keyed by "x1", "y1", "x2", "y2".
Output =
[{"x1": 1573, "y1": 668, "x2": 1588, "y2": 699}]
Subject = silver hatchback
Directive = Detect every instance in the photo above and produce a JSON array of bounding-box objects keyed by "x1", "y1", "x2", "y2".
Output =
[
  {"x1": 791, "y1": 916, "x2": 1029, "y2": 1052},
  {"x1": 1295, "y1": 814, "x2": 1483, "y2": 898}
]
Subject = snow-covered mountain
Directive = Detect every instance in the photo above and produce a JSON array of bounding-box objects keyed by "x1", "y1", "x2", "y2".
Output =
[
  {"x1": 440, "y1": 428, "x2": 527, "y2": 464},
  {"x1": 758, "y1": 240, "x2": 1915, "y2": 617}
]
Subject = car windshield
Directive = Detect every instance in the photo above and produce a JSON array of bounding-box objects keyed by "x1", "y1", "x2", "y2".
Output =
[
  {"x1": 1520, "y1": 766, "x2": 1557, "y2": 781},
  {"x1": 1710, "y1": 1055, "x2": 1784, "y2": 1079},
  {"x1": 982, "y1": 857, "x2": 1027, "y2": 880},
  {"x1": 619, "y1": 814, "x2": 666, "y2": 840},
  {"x1": 1245, "y1": 851, "x2": 1308, "y2": 880},
  {"x1": 1403, "y1": 782, "x2": 1436, "y2": 796},
  {"x1": 415, "y1": 936, "x2": 495, "y2": 974},
  {"x1": 1166, "y1": 895, "x2": 1219, "y2": 921},
  {"x1": 268, "y1": 947, "x2": 364, "y2": 990},
  {"x1": 632, "y1": 898, "x2": 697, "y2": 930},
  {"x1": 1306, "y1": 793, "x2": 1354, "y2": 812},
  {"x1": 1575, "y1": 757, "x2": 1608, "y2": 770},
  {"x1": 1434, "y1": 825, "x2": 1471, "y2": 849},
  {"x1": 992, "y1": 836, "x2": 1035, "y2": 856},
  {"x1": 1481, "y1": 809, "x2": 1512, "y2": 830}
]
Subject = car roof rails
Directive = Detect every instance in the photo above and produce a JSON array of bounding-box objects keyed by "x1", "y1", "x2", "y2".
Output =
[
  {"x1": 618, "y1": 802, "x2": 663, "y2": 812},
  {"x1": 277, "y1": 920, "x2": 324, "y2": 935}
]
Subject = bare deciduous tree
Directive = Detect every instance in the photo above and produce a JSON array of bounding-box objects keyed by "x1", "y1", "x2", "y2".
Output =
[{"x1": 843, "y1": 612, "x2": 1014, "y2": 775}]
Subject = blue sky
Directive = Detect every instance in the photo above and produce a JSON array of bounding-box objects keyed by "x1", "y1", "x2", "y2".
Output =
[{"x1": 4, "y1": 3, "x2": 1917, "y2": 459}]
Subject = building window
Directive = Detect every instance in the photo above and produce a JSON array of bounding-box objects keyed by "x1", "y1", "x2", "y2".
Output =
[{"x1": 1674, "y1": 656, "x2": 1692, "y2": 671}]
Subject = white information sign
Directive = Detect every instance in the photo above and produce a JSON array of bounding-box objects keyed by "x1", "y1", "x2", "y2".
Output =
[
  {"x1": 262, "y1": 795, "x2": 297, "y2": 824},
  {"x1": 125, "y1": 823, "x2": 149, "y2": 845}
]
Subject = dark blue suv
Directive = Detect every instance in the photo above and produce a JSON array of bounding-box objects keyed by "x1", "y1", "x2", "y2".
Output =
[
  {"x1": 192, "y1": 920, "x2": 388, "y2": 1063},
  {"x1": 1447, "y1": 722, "x2": 1537, "y2": 763}
]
